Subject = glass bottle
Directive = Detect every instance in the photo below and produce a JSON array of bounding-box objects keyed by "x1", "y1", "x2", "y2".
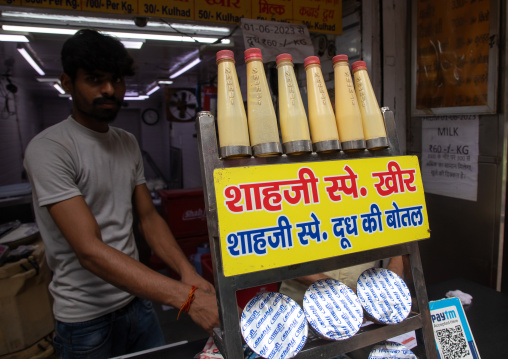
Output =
[
  {"x1": 244, "y1": 48, "x2": 282, "y2": 157},
  {"x1": 276, "y1": 53, "x2": 312, "y2": 155},
  {"x1": 216, "y1": 50, "x2": 251, "y2": 159},
  {"x1": 351, "y1": 60, "x2": 389, "y2": 150},
  {"x1": 332, "y1": 55, "x2": 366, "y2": 151},
  {"x1": 304, "y1": 56, "x2": 340, "y2": 153}
]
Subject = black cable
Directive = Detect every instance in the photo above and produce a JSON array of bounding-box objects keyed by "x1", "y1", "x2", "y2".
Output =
[
  {"x1": 157, "y1": 18, "x2": 239, "y2": 45},
  {"x1": 157, "y1": 18, "x2": 201, "y2": 44},
  {"x1": 213, "y1": 24, "x2": 239, "y2": 44}
]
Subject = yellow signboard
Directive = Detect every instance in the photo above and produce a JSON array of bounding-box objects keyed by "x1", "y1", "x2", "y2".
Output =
[
  {"x1": 214, "y1": 156, "x2": 429, "y2": 277},
  {"x1": 0, "y1": 0, "x2": 341, "y2": 34},
  {"x1": 293, "y1": 0, "x2": 341, "y2": 35},
  {"x1": 251, "y1": 0, "x2": 292, "y2": 23}
]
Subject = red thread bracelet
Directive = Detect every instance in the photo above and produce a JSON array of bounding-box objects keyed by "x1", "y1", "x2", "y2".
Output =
[{"x1": 177, "y1": 286, "x2": 197, "y2": 320}]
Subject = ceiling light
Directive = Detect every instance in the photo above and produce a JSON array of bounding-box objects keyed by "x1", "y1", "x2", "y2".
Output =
[
  {"x1": 170, "y1": 58, "x2": 201, "y2": 79},
  {"x1": 146, "y1": 85, "x2": 160, "y2": 96},
  {"x1": 5, "y1": 25, "x2": 76, "y2": 35},
  {"x1": 0, "y1": 34, "x2": 29, "y2": 42},
  {"x1": 53, "y1": 83, "x2": 66, "y2": 95},
  {"x1": 170, "y1": 23, "x2": 230, "y2": 34},
  {"x1": 1, "y1": 11, "x2": 231, "y2": 34},
  {"x1": 124, "y1": 95, "x2": 149, "y2": 101},
  {"x1": 105, "y1": 31, "x2": 218, "y2": 43},
  {"x1": 2, "y1": 25, "x2": 220, "y2": 43},
  {"x1": 17, "y1": 46, "x2": 45, "y2": 75},
  {"x1": 2, "y1": 12, "x2": 135, "y2": 26},
  {"x1": 37, "y1": 77, "x2": 60, "y2": 83},
  {"x1": 121, "y1": 40, "x2": 144, "y2": 49},
  {"x1": 157, "y1": 80, "x2": 174, "y2": 85}
]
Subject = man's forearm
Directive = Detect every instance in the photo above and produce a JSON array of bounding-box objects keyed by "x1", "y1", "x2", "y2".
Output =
[
  {"x1": 139, "y1": 212, "x2": 196, "y2": 277},
  {"x1": 79, "y1": 239, "x2": 194, "y2": 306}
]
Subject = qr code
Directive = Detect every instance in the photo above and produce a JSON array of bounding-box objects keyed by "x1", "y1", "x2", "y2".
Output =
[{"x1": 436, "y1": 325, "x2": 471, "y2": 359}]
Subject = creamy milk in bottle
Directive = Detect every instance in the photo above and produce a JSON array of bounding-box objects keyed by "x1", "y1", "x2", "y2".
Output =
[
  {"x1": 216, "y1": 50, "x2": 251, "y2": 158},
  {"x1": 245, "y1": 48, "x2": 282, "y2": 157},
  {"x1": 332, "y1": 54, "x2": 366, "y2": 151},
  {"x1": 352, "y1": 60, "x2": 389, "y2": 150},
  {"x1": 304, "y1": 56, "x2": 340, "y2": 153},
  {"x1": 276, "y1": 53, "x2": 312, "y2": 155}
]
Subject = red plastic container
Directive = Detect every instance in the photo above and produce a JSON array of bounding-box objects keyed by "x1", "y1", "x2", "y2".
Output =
[
  {"x1": 201, "y1": 253, "x2": 280, "y2": 309},
  {"x1": 158, "y1": 188, "x2": 208, "y2": 238}
]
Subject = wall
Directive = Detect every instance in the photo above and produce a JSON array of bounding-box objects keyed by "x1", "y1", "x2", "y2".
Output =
[
  {"x1": 0, "y1": 78, "x2": 40, "y2": 186},
  {"x1": 406, "y1": 1, "x2": 506, "y2": 290},
  {"x1": 0, "y1": 83, "x2": 176, "y2": 191}
]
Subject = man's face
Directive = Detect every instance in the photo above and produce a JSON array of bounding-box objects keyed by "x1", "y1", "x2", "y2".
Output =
[{"x1": 64, "y1": 69, "x2": 126, "y2": 123}]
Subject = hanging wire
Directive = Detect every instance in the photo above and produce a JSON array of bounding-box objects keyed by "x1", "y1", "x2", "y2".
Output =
[
  {"x1": 157, "y1": 18, "x2": 239, "y2": 45},
  {"x1": 0, "y1": 77, "x2": 25, "y2": 161}
]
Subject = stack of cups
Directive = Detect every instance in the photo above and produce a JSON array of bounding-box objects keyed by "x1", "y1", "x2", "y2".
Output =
[
  {"x1": 240, "y1": 292, "x2": 308, "y2": 359},
  {"x1": 303, "y1": 279, "x2": 363, "y2": 340},
  {"x1": 356, "y1": 268, "x2": 412, "y2": 324}
]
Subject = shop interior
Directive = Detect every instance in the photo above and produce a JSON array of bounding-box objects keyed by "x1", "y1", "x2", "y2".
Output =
[{"x1": 0, "y1": 0, "x2": 507, "y2": 358}]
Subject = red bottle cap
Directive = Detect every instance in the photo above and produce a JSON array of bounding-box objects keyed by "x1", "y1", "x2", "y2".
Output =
[
  {"x1": 276, "y1": 53, "x2": 293, "y2": 64},
  {"x1": 332, "y1": 54, "x2": 348, "y2": 64},
  {"x1": 304, "y1": 56, "x2": 320, "y2": 68},
  {"x1": 216, "y1": 50, "x2": 235, "y2": 63},
  {"x1": 351, "y1": 60, "x2": 367, "y2": 72},
  {"x1": 244, "y1": 48, "x2": 263, "y2": 61}
]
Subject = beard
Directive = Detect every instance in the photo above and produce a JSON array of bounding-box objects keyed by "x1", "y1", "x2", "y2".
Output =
[{"x1": 92, "y1": 96, "x2": 123, "y2": 123}]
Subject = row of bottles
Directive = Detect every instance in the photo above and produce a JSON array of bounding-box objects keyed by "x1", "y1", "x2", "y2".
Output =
[{"x1": 215, "y1": 48, "x2": 388, "y2": 159}]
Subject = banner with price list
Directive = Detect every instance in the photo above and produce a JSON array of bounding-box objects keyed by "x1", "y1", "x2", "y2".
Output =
[
  {"x1": 241, "y1": 18, "x2": 313, "y2": 63},
  {"x1": 214, "y1": 156, "x2": 429, "y2": 277},
  {"x1": 422, "y1": 115, "x2": 479, "y2": 201},
  {"x1": 0, "y1": 0, "x2": 342, "y2": 34}
]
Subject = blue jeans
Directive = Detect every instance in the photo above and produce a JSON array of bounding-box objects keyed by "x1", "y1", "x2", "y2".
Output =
[{"x1": 53, "y1": 297, "x2": 165, "y2": 359}]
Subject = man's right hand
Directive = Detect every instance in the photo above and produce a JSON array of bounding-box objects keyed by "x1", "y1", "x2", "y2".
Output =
[{"x1": 188, "y1": 289, "x2": 220, "y2": 334}]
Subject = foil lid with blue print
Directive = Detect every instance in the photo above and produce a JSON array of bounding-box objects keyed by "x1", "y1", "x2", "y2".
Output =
[
  {"x1": 368, "y1": 341, "x2": 417, "y2": 359},
  {"x1": 240, "y1": 292, "x2": 308, "y2": 359},
  {"x1": 356, "y1": 268, "x2": 412, "y2": 324},
  {"x1": 303, "y1": 279, "x2": 363, "y2": 340}
]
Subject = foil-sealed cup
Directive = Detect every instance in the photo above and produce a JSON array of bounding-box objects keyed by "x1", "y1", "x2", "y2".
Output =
[
  {"x1": 303, "y1": 279, "x2": 363, "y2": 340},
  {"x1": 368, "y1": 341, "x2": 417, "y2": 358},
  {"x1": 240, "y1": 292, "x2": 308, "y2": 359},
  {"x1": 356, "y1": 268, "x2": 411, "y2": 324}
]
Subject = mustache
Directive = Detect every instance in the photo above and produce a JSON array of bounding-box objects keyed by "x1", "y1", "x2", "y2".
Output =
[{"x1": 93, "y1": 96, "x2": 123, "y2": 106}]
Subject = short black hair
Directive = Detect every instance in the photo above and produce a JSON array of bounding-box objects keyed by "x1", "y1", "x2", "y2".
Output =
[{"x1": 61, "y1": 29, "x2": 135, "y2": 81}]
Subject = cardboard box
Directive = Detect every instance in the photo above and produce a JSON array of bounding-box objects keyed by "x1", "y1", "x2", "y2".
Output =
[
  {"x1": 0, "y1": 240, "x2": 54, "y2": 356},
  {"x1": 158, "y1": 188, "x2": 208, "y2": 238},
  {"x1": 0, "y1": 334, "x2": 54, "y2": 359}
]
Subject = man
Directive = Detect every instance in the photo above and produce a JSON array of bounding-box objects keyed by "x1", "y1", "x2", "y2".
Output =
[{"x1": 23, "y1": 29, "x2": 219, "y2": 359}]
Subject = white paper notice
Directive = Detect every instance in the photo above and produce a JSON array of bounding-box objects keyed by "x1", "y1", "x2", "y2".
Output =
[
  {"x1": 241, "y1": 18, "x2": 314, "y2": 63},
  {"x1": 422, "y1": 115, "x2": 479, "y2": 201}
]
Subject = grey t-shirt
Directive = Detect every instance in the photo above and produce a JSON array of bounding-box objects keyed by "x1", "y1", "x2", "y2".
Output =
[{"x1": 24, "y1": 116, "x2": 145, "y2": 323}]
